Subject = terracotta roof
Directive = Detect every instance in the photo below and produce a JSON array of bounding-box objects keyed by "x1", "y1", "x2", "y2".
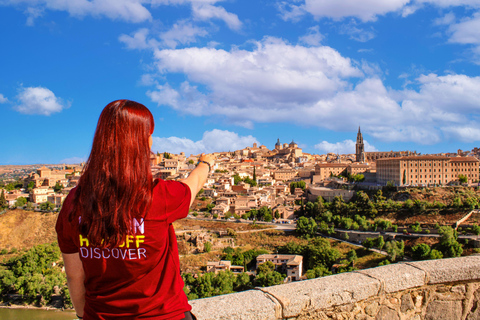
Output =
[
  {"x1": 376, "y1": 155, "x2": 450, "y2": 161},
  {"x1": 449, "y1": 156, "x2": 479, "y2": 162}
]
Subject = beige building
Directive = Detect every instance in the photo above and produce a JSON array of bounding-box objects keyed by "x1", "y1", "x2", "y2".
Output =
[
  {"x1": 256, "y1": 254, "x2": 303, "y2": 281},
  {"x1": 306, "y1": 186, "x2": 356, "y2": 202},
  {"x1": 314, "y1": 163, "x2": 348, "y2": 181},
  {"x1": 273, "y1": 170, "x2": 297, "y2": 182},
  {"x1": 206, "y1": 260, "x2": 244, "y2": 274},
  {"x1": 376, "y1": 156, "x2": 480, "y2": 186}
]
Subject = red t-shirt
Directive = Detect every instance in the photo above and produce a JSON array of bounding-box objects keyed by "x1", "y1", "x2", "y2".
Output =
[{"x1": 56, "y1": 179, "x2": 192, "y2": 320}]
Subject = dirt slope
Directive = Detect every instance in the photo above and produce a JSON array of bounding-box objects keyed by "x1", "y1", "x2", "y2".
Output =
[{"x1": 0, "y1": 209, "x2": 59, "y2": 250}]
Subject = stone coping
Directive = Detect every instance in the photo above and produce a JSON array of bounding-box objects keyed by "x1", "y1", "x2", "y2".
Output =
[{"x1": 190, "y1": 255, "x2": 480, "y2": 319}]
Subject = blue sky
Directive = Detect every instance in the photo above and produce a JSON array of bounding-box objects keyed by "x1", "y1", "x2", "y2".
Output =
[{"x1": 2, "y1": 0, "x2": 480, "y2": 165}]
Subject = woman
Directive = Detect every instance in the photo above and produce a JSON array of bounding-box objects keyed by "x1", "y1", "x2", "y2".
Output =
[{"x1": 56, "y1": 100, "x2": 214, "y2": 319}]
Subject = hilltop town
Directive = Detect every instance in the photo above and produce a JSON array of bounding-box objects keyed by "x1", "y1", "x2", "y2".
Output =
[{"x1": 2, "y1": 128, "x2": 480, "y2": 214}]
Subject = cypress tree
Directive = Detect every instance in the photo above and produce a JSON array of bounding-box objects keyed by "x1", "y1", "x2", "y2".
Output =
[{"x1": 0, "y1": 190, "x2": 7, "y2": 208}]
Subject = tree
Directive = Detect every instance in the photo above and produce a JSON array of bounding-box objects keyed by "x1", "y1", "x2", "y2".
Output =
[
  {"x1": 15, "y1": 197, "x2": 27, "y2": 207},
  {"x1": 295, "y1": 216, "x2": 317, "y2": 239},
  {"x1": 0, "y1": 190, "x2": 6, "y2": 208},
  {"x1": 458, "y1": 174, "x2": 468, "y2": 184},
  {"x1": 346, "y1": 249, "x2": 357, "y2": 263},
  {"x1": 163, "y1": 152, "x2": 171, "y2": 159},
  {"x1": 53, "y1": 182, "x2": 63, "y2": 193},
  {"x1": 411, "y1": 243, "x2": 431, "y2": 260},
  {"x1": 188, "y1": 160, "x2": 194, "y2": 165},
  {"x1": 305, "y1": 238, "x2": 341, "y2": 270},
  {"x1": 39, "y1": 201, "x2": 55, "y2": 211},
  {"x1": 205, "y1": 203, "x2": 215, "y2": 213},
  {"x1": 204, "y1": 242, "x2": 212, "y2": 253},
  {"x1": 27, "y1": 181, "x2": 35, "y2": 190},
  {"x1": 385, "y1": 240, "x2": 404, "y2": 262},
  {"x1": 255, "y1": 261, "x2": 284, "y2": 287},
  {"x1": 274, "y1": 210, "x2": 280, "y2": 219},
  {"x1": 305, "y1": 265, "x2": 331, "y2": 279},
  {"x1": 438, "y1": 226, "x2": 463, "y2": 257}
]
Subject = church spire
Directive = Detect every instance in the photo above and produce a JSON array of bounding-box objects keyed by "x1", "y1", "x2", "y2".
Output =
[{"x1": 356, "y1": 126, "x2": 365, "y2": 162}]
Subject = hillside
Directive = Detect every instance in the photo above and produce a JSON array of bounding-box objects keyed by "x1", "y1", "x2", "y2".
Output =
[{"x1": 0, "y1": 209, "x2": 59, "y2": 252}]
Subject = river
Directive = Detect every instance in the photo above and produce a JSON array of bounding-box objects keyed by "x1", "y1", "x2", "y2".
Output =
[{"x1": 0, "y1": 307, "x2": 76, "y2": 319}]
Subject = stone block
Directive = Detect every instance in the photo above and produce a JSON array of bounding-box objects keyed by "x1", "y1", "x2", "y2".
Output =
[
  {"x1": 358, "y1": 263, "x2": 426, "y2": 293},
  {"x1": 400, "y1": 293, "x2": 414, "y2": 313},
  {"x1": 375, "y1": 306, "x2": 399, "y2": 320},
  {"x1": 190, "y1": 290, "x2": 281, "y2": 320},
  {"x1": 425, "y1": 300, "x2": 462, "y2": 320},
  {"x1": 261, "y1": 272, "x2": 380, "y2": 318},
  {"x1": 408, "y1": 256, "x2": 480, "y2": 284}
]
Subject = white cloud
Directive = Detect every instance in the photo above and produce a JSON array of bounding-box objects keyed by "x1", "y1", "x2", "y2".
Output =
[
  {"x1": 151, "y1": 129, "x2": 258, "y2": 155},
  {"x1": 339, "y1": 20, "x2": 376, "y2": 42},
  {"x1": 147, "y1": 36, "x2": 480, "y2": 144},
  {"x1": 299, "y1": 25, "x2": 324, "y2": 46},
  {"x1": 159, "y1": 20, "x2": 208, "y2": 48},
  {"x1": 191, "y1": 2, "x2": 242, "y2": 30},
  {"x1": 448, "y1": 12, "x2": 480, "y2": 45},
  {"x1": 119, "y1": 28, "x2": 154, "y2": 50},
  {"x1": 315, "y1": 139, "x2": 377, "y2": 154},
  {"x1": 433, "y1": 12, "x2": 455, "y2": 26},
  {"x1": 0, "y1": 94, "x2": 8, "y2": 103},
  {"x1": 302, "y1": 0, "x2": 410, "y2": 22},
  {"x1": 59, "y1": 156, "x2": 87, "y2": 164},
  {"x1": 151, "y1": 37, "x2": 362, "y2": 110},
  {"x1": 14, "y1": 86, "x2": 69, "y2": 115},
  {"x1": 4, "y1": 0, "x2": 153, "y2": 24},
  {"x1": 277, "y1": 1, "x2": 307, "y2": 22}
]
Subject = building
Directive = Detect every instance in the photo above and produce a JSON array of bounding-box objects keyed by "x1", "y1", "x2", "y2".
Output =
[
  {"x1": 356, "y1": 127, "x2": 365, "y2": 162},
  {"x1": 355, "y1": 127, "x2": 416, "y2": 163},
  {"x1": 306, "y1": 186, "x2": 356, "y2": 202},
  {"x1": 273, "y1": 169, "x2": 297, "y2": 182},
  {"x1": 376, "y1": 156, "x2": 480, "y2": 186},
  {"x1": 206, "y1": 260, "x2": 244, "y2": 274},
  {"x1": 313, "y1": 163, "x2": 348, "y2": 181},
  {"x1": 256, "y1": 254, "x2": 303, "y2": 281}
]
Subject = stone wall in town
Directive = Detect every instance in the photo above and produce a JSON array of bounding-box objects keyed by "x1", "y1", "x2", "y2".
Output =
[{"x1": 190, "y1": 255, "x2": 480, "y2": 320}]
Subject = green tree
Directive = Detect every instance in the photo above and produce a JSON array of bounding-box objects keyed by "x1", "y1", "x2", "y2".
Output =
[
  {"x1": 163, "y1": 152, "x2": 171, "y2": 159},
  {"x1": 53, "y1": 182, "x2": 63, "y2": 193},
  {"x1": 204, "y1": 242, "x2": 212, "y2": 253},
  {"x1": 458, "y1": 174, "x2": 468, "y2": 184},
  {"x1": 15, "y1": 196, "x2": 27, "y2": 207},
  {"x1": 0, "y1": 190, "x2": 7, "y2": 208},
  {"x1": 39, "y1": 201, "x2": 55, "y2": 211},
  {"x1": 411, "y1": 243, "x2": 431, "y2": 260},
  {"x1": 438, "y1": 226, "x2": 463, "y2": 257},
  {"x1": 255, "y1": 261, "x2": 284, "y2": 287},
  {"x1": 385, "y1": 240, "x2": 404, "y2": 262},
  {"x1": 429, "y1": 249, "x2": 443, "y2": 260},
  {"x1": 346, "y1": 249, "x2": 357, "y2": 263},
  {"x1": 188, "y1": 159, "x2": 194, "y2": 164},
  {"x1": 305, "y1": 265, "x2": 331, "y2": 279},
  {"x1": 205, "y1": 203, "x2": 215, "y2": 213},
  {"x1": 295, "y1": 216, "x2": 317, "y2": 239},
  {"x1": 27, "y1": 181, "x2": 35, "y2": 191},
  {"x1": 305, "y1": 238, "x2": 341, "y2": 270}
]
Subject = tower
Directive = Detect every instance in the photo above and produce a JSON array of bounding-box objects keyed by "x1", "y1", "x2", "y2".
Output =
[
  {"x1": 275, "y1": 138, "x2": 281, "y2": 150},
  {"x1": 356, "y1": 126, "x2": 365, "y2": 162}
]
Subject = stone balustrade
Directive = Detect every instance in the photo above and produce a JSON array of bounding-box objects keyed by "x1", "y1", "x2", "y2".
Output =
[{"x1": 190, "y1": 255, "x2": 480, "y2": 319}]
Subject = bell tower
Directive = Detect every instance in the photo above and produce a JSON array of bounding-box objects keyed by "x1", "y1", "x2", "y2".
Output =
[{"x1": 356, "y1": 126, "x2": 365, "y2": 162}]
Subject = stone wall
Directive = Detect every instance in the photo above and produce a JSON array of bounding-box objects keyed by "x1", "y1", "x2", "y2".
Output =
[{"x1": 190, "y1": 255, "x2": 480, "y2": 319}]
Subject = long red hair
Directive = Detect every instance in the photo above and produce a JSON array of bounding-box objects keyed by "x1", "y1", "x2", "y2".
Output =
[{"x1": 70, "y1": 100, "x2": 154, "y2": 247}]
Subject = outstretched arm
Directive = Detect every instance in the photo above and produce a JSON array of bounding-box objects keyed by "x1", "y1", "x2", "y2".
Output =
[
  {"x1": 181, "y1": 153, "x2": 215, "y2": 206},
  {"x1": 63, "y1": 253, "x2": 85, "y2": 318}
]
